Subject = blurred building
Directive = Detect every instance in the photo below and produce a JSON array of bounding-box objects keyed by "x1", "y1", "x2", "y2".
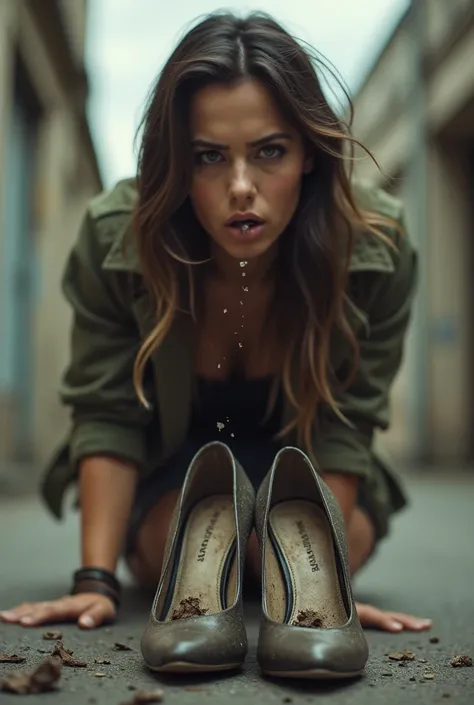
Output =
[
  {"x1": 352, "y1": 0, "x2": 474, "y2": 465},
  {"x1": 0, "y1": 0, "x2": 101, "y2": 489}
]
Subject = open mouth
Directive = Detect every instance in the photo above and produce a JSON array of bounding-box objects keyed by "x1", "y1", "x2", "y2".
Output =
[{"x1": 226, "y1": 218, "x2": 265, "y2": 236}]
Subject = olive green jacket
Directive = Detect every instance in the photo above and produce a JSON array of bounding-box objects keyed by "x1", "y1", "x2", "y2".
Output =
[{"x1": 41, "y1": 178, "x2": 417, "y2": 519}]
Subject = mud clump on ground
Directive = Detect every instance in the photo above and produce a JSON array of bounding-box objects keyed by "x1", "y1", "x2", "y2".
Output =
[
  {"x1": 389, "y1": 650, "x2": 416, "y2": 662},
  {"x1": 51, "y1": 640, "x2": 87, "y2": 667},
  {"x1": 0, "y1": 653, "x2": 26, "y2": 663},
  {"x1": 0, "y1": 657, "x2": 62, "y2": 694},
  {"x1": 450, "y1": 655, "x2": 473, "y2": 668}
]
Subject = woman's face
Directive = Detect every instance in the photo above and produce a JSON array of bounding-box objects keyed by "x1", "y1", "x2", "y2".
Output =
[{"x1": 189, "y1": 78, "x2": 313, "y2": 262}]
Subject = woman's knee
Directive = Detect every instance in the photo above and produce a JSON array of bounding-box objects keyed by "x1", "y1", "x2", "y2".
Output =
[
  {"x1": 348, "y1": 506, "x2": 378, "y2": 576},
  {"x1": 125, "y1": 489, "x2": 180, "y2": 588}
]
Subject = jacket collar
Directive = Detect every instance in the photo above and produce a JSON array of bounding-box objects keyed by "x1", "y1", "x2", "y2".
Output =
[{"x1": 102, "y1": 214, "x2": 395, "y2": 275}]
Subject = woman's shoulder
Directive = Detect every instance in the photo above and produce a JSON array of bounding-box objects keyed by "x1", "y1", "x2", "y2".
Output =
[
  {"x1": 88, "y1": 177, "x2": 138, "y2": 221},
  {"x1": 75, "y1": 178, "x2": 141, "y2": 274},
  {"x1": 350, "y1": 179, "x2": 416, "y2": 276},
  {"x1": 352, "y1": 178, "x2": 405, "y2": 225}
]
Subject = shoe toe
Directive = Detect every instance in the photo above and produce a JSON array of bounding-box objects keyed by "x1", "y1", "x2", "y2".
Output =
[{"x1": 141, "y1": 614, "x2": 247, "y2": 671}]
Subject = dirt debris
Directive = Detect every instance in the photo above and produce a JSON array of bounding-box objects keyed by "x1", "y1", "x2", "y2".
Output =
[
  {"x1": 0, "y1": 657, "x2": 62, "y2": 694},
  {"x1": 42, "y1": 630, "x2": 62, "y2": 640},
  {"x1": 51, "y1": 640, "x2": 87, "y2": 667},
  {"x1": 450, "y1": 655, "x2": 473, "y2": 668},
  {"x1": 429, "y1": 636, "x2": 440, "y2": 643},
  {"x1": 120, "y1": 689, "x2": 165, "y2": 704},
  {"x1": 171, "y1": 597, "x2": 208, "y2": 620},
  {"x1": 95, "y1": 657, "x2": 111, "y2": 665},
  {"x1": 0, "y1": 653, "x2": 26, "y2": 663},
  {"x1": 388, "y1": 650, "x2": 416, "y2": 661},
  {"x1": 292, "y1": 610, "x2": 323, "y2": 628},
  {"x1": 114, "y1": 642, "x2": 134, "y2": 651}
]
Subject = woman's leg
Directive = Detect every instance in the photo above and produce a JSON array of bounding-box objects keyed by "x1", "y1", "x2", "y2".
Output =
[
  {"x1": 125, "y1": 489, "x2": 180, "y2": 588},
  {"x1": 244, "y1": 507, "x2": 375, "y2": 583}
]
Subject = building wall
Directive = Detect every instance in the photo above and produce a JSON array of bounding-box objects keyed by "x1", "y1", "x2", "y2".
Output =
[
  {"x1": 0, "y1": 0, "x2": 101, "y2": 488},
  {"x1": 352, "y1": 0, "x2": 474, "y2": 464}
]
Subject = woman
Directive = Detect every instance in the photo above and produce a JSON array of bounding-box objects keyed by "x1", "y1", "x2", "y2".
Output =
[{"x1": 1, "y1": 11, "x2": 431, "y2": 634}]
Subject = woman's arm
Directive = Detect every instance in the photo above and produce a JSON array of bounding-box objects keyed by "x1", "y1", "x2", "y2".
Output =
[
  {"x1": 80, "y1": 455, "x2": 139, "y2": 572},
  {"x1": 0, "y1": 455, "x2": 139, "y2": 630}
]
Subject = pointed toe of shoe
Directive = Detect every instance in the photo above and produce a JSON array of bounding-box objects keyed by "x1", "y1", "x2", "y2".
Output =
[
  {"x1": 257, "y1": 620, "x2": 368, "y2": 678},
  {"x1": 141, "y1": 612, "x2": 247, "y2": 672}
]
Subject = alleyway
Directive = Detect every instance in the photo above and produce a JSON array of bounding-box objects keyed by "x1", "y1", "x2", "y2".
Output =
[{"x1": 0, "y1": 471, "x2": 473, "y2": 704}]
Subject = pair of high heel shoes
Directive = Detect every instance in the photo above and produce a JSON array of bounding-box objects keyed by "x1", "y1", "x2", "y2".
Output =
[{"x1": 140, "y1": 442, "x2": 369, "y2": 679}]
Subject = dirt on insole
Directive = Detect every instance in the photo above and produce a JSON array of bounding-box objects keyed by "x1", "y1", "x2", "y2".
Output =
[
  {"x1": 164, "y1": 495, "x2": 237, "y2": 620},
  {"x1": 266, "y1": 499, "x2": 348, "y2": 628}
]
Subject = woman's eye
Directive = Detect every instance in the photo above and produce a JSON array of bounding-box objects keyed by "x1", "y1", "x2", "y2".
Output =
[
  {"x1": 259, "y1": 145, "x2": 285, "y2": 159},
  {"x1": 196, "y1": 150, "x2": 223, "y2": 165}
]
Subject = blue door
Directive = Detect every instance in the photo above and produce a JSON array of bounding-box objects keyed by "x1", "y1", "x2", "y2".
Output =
[{"x1": 0, "y1": 88, "x2": 38, "y2": 459}]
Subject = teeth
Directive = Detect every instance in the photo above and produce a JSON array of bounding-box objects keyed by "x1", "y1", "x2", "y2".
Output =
[{"x1": 232, "y1": 219, "x2": 257, "y2": 231}]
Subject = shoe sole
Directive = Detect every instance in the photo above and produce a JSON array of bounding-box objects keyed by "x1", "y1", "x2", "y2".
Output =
[
  {"x1": 268, "y1": 500, "x2": 348, "y2": 626},
  {"x1": 146, "y1": 661, "x2": 243, "y2": 673},
  {"x1": 262, "y1": 667, "x2": 365, "y2": 680},
  {"x1": 161, "y1": 495, "x2": 237, "y2": 619}
]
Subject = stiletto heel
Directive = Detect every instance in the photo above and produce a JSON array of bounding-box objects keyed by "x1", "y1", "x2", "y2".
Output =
[
  {"x1": 141, "y1": 441, "x2": 254, "y2": 673},
  {"x1": 255, "y1": 446, "x2": 369, "y2": 679}
]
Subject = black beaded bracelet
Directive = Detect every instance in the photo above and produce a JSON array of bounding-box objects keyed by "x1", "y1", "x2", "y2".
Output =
[
  {"x1": 71, "y1": 567, "x2": 122, "y2": 610},
  {"x1": 72, "y1": 567, "x2": 121, "y2": 594},
  {"x1": 71, "y1": 581, "x2": 121, "y2": 610}
]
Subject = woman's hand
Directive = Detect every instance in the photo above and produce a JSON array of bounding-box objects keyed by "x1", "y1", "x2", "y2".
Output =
[
  {"x1": 356, "y1": 602, "x2": 432, "y2": 632},
  {"x1": 0, "y1": 593, "x2": 117, "y2": 630}
]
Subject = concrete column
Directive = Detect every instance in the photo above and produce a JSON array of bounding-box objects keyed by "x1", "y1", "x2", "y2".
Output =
[
  {"x1": 427, "y1": 141, "x2": 472, "y2": 461},
  {"x1": 0, "y1": 0, "x2": 18, "y2": 464}
]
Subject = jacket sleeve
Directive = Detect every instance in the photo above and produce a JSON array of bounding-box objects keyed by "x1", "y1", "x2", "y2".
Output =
[
  {"x1": 59, "y1": 211, "x2": 154, "y2": 473},
  {"x1": 313, "y1": 216, "x2": 418, "y2": 479}
]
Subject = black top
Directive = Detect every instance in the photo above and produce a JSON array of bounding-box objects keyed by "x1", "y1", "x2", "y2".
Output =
[{"x1": 188, "y1": 374, "x2": 283, "y2": 480}]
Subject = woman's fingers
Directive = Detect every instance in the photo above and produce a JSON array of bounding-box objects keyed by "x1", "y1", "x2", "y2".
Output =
[
  {"x1": 79, "y1": 599, "x2": 116, "y2": 629},
  {"x1": 17, "y1": 596, "x2": 88, "y2": 626},
  {"x1": 388, "y1": 611, "x2": 433, "y2": 631},
  {"x1": 356, "y1": 602, "x2": 432, "y2": 632},
  {"x1": 0, "y1": 603, "x2": 43, "y2": 622},
  {"x1": 0, "y1": 594, "x2": 117, "y2": 629}
]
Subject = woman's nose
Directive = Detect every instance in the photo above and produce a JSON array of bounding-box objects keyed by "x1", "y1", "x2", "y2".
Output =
[{"x1": 228, "y1": 161, "x2": 257, "y2": 203}]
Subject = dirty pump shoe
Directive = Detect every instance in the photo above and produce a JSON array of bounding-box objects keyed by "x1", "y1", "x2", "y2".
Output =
[
  {"x1": 255, "y1": 446, "x2": 369, "y2": 679},
  {"x1": 141, "y1": 441, "x2": 255, "y2": 673}
]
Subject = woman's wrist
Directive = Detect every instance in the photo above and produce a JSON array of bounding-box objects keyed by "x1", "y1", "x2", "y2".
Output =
[
  {"x1": 79, "y1": 455, "x2": 138, "y2": 576},
  {"x1": 71, "y1": 567, "x2": 122, "y2": 609}
]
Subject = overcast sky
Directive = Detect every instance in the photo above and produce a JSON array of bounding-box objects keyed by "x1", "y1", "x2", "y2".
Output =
[{"x1": 85, "y1": 0, "x2": 409, "y2": 187}]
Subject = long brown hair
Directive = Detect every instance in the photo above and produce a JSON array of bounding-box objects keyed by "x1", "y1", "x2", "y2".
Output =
[{"x1": 133, "y1": 11, "x2": 394, "y2": 456}]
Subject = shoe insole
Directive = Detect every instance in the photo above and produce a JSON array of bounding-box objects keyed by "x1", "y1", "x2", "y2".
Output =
[
  {"x1": 266, "y1": 500, "x2": 348, "y2": 628},
  {"x1": 163, "y1": 495, "x2": 237, "y2": 620}
]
